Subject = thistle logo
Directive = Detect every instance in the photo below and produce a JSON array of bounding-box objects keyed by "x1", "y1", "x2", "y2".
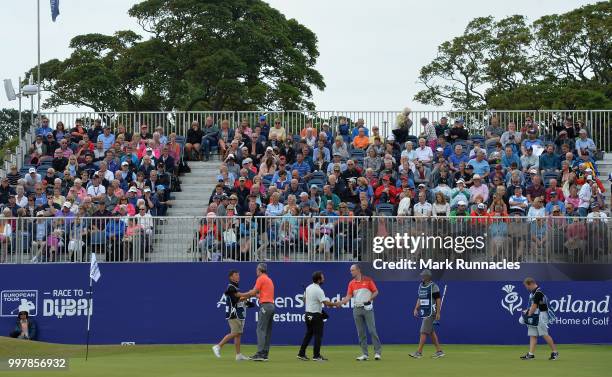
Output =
[{"x1": 501, "y1": 284, "x2": 523, "y2": 315}]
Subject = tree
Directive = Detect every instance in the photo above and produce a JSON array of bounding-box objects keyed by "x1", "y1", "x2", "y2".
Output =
[
  {"x1": 414, "y1": 1, "x2": 611, "y2": 110},
  {"x1": 28, "y1": 0, "x2": 325, "y2": 111}
]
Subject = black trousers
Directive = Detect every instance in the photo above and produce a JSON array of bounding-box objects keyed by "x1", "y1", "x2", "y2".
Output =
[{"x1": 299, "y1": 312, "x2": 324, "y2": 357}]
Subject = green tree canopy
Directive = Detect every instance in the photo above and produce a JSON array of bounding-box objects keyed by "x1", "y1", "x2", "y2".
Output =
[
  {"x1": 414, "y1": 1, "x2": 611, "y2": 110},
  {"x1": 28, "y1": 0, "x2": 325, "y2": 112}
]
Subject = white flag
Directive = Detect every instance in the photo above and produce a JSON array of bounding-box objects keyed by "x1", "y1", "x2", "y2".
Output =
[{"x1": 89, "y1": 253, "x2": 101, "y2": 282}]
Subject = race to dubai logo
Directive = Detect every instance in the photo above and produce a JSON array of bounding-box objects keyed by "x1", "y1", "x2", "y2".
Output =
[{"x1": 501, "y1": 284, "x2": 523, "y2": 315}]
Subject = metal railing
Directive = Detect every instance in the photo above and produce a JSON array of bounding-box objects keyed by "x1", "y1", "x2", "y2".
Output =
[
  {"x1": 0, "y1": 215, "x2": 609, "y2": 264},
  {"x1": 3, "y1": 109, "x2": 610, "y2": 178}
]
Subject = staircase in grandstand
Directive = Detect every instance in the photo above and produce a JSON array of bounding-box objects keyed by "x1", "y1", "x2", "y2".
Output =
[{"x1": 150, "y1": 160, "x2": 219, "y2": 261}]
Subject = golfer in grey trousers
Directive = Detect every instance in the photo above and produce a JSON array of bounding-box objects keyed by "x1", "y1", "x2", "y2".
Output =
[
  {"x1": 338, "y1": 264, "x2": 382, "y2": 360},
  {"x1": 238, "y1": 263, "x2": 275, "y2": 361}
]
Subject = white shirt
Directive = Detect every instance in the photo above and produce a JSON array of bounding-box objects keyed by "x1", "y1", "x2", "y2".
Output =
[
  {"x1": 87, "y1": 184, "x2": 106, "y2": 197},
  {"x1": 587, "y1": 212, "x2": 608, "y2": 223},
  {"x1": 397, "y1": 197, "x2": 412, "y2": 216},
  {"x1": 304, "y1": 283, "x2": 326, "y2": 313},
  {"x1": 413, "y1": 201, "x2": 433, "y2": 216},
  {"x1": 415, "y1": 146, "x2": 433, "y2": 163},
  {"x1": 578, "y1": 184, "x2": 592, "y2": 208}
]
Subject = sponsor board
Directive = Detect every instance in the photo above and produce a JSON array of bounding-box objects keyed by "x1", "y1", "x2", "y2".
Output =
[{"x1": 0, "y1": 263, "x2": 609, "y2": 345}]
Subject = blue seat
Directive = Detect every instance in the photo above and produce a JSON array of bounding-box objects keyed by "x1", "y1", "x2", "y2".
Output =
[
  {"x1": 376, "y1": 203, "x2": 394, "y2": 216},
  {"x1": 310, "y1": 171, "x2": 326, "y2": 182}
]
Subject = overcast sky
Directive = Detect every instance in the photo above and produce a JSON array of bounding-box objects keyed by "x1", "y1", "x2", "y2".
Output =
[{"x1": 0, "y1": 0, "x2": 596, "y2": 112}]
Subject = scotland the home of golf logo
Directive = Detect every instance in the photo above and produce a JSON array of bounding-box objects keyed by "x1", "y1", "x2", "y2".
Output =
[
  {"x1": 1, "y1": 290, "x2": 38, "y2": 317},
  {"x1": 501, "y1": 284, "x2": 522, "y2": 315}
]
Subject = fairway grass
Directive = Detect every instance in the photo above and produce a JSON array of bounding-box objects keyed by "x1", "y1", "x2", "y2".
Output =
[{"x1": 0, "y1": 337, "x2": 609, "y2": 377}]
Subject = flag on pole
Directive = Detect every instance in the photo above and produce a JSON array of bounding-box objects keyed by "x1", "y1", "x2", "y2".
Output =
[
  {"x1": 89, "y1": 253, "x2": 101, "y2": 282},
  {"x1": 50, "y1": 0, "x2": 60, "y2": 22}
]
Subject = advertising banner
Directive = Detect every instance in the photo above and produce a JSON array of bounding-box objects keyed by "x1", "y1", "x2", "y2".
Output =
[{"x1": 0, "y1": 263, "x2": 609, "y2": 345}]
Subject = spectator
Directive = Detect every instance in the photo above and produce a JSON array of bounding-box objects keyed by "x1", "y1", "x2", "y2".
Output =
[
  {"x1": 415, "y1": 138, "x2": 433, "y2": 165},
  {"x1": 575, "y1": 129, "x2": 597, "y2": 158},
  {"x1": 485, "y1": 117, "x2": 504, "y2": 146},
  {"x1": 469, "y1": 174, "x2": 489, "y2": 203},
  {"x1": 467, "y1": 150, "x2": 490, "y2": 178},
  {"x1": 352, "y1": 127, "x2": 370, "y2": 150},
  {"x1": 9, "y1": 310, "x2": 38, "y2": 340},
  {"x1": 185, "y1": 121, "x2": 203, "y2": 161},
  {"x1": 448, "y1": 118, "x2": 469, "y2": 142}
]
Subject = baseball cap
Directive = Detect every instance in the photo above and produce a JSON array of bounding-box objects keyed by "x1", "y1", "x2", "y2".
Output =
[
  {"x1": 146, "y1": 147, "x2": 153, "y2": 152},
  {"x1": 144, "y1": 187, "x2": 151, "y2": 193},
  {"x1": 156, "y1": 185, "x2": 166, "y2": 191},
  {"x1": 259, "y1": 115, "x2": 267, "y2": 122},
  {"x1": 226, "y1": 154, "x2": 235, "y2": 160},
  {"x1": 239, "y1": 176, "x2": 246, "y2": 181},
  {"x1": 455, "y1": 117, "x2": 465, "y2": 124},
  {"x1": 121, "y1": 161, "x2": 129, "y2": 166},
  {"x1": 63, "y1": 201, "x2": 71, "y2": 208},
  {"x1": 456, "y1": 178, "x2": 465, "y2": 184},
  {"x1": 436, "y1": 147, "x2": 443, "y2": 152},
  {"x1": 418, "y1": 183, "x2": 426, "y2": 188},
  {"x1": 420, "y1": 269, "x2": 432, "y2": 277},
  {"x1": 457, "y1": 200, "x2": 467, "y2": 206},
  {"x1": 466, "y1": 164, "x2": 474, "y2": 169},
  {"x1": 129, "y1": 187, "x2": 138, "y2": 193},
  {"x1": 473, "y1": 174, "x2": 481, "y2": 179},
  {"x1": 266, "y1": 146, "x2": 273, "y2": 152},
  {"x1": 477, "y1": 203, "x2": 486, "y2": 210},
  {"x1": 528, "y1": 129, "x2": 536, "y2": 134},
  {"x1": 28, "y1": 167, "x2": 36, "y2": 173},
  {"x1": 586, "y1": 175, "x2": 593, "y2": 181},
  {"x1": 216, "y1": 175, "x2": 224, "y2": 181}
]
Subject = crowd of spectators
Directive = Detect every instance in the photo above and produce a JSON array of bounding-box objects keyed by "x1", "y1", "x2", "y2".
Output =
[
  {"x1": 0, "y1": 117, "x2": 177, "y2": 262},
  {"x1": 194, "y1": 114, "x2": 609, "y2": 261},
  {"x1": 0, "y1": 113, "x2": 610, "y2": 263}
]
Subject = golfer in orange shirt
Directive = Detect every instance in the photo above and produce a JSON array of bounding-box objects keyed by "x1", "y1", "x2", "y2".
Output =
[{"x1": 238, "y1": 263, "x2": 275, "y2": 361}]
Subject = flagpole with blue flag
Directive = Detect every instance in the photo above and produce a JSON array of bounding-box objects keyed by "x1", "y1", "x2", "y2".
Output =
[
  {"x1": 50, "y1": 0, "x2": 60, "y2": 22},
  {"x1": 86, "y1": 252, "x2": 101, "y2": 361}
]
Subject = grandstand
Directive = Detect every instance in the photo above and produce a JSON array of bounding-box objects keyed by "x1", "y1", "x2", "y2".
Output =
[{"x1": 0, "y1": 109, "x2": 610, "y2": 264}]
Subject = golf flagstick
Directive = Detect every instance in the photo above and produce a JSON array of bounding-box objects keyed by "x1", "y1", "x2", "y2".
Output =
[
  {"x1": 433, "y1": 284, "x2": 447, "y2": 326},
  {"x1": 86, "y1": 252, "x2": 102, "y2": 361},
  {"x1": 85, "y1": 276, "x2": 93, "y2": 361}
]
